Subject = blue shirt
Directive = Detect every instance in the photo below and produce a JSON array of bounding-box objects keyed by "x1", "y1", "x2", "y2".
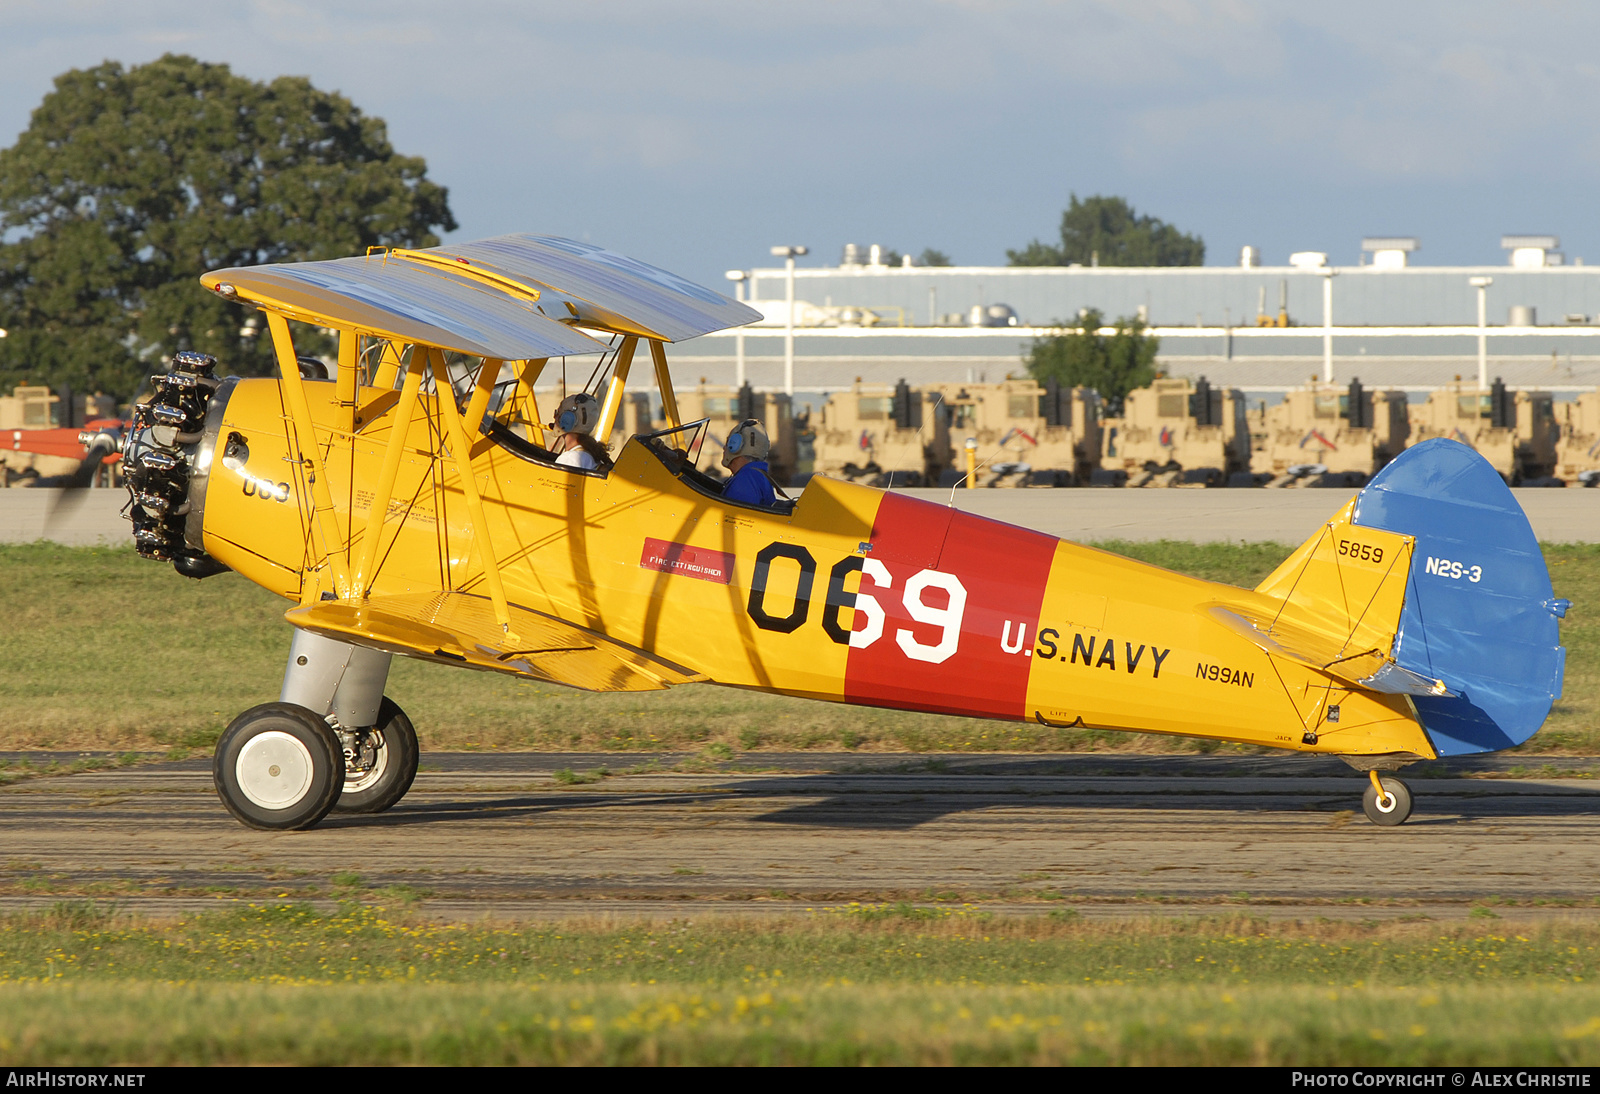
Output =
[{"x1": 724, "y1": 460, "x2": 776, "y2": 506}]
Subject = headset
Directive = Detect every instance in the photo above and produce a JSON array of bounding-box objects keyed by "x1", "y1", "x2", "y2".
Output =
[
  {"x1": 554, "y1": 393, "x2": 600, "y2": 435},
  {"x1": 721, "y1": 418, "x2": 771, "y2": 468}
]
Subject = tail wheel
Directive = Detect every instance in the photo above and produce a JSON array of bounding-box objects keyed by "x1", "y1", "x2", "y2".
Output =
[
  {"x1": 332, "y1": 697, "x2": 419, "y2": 815},
  {"x1": 1362, "y1": 774, "x2": 1413, "y2": 827},
  {"x1": 214, "y1": 703, "x2": 344, "y2": 831}
]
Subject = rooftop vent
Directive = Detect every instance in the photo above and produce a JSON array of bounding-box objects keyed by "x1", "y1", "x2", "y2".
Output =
[
  {"x1": 1289, "y1": 251, "x2": 1328, "y2": 269},
  {"x1": 1361, "y1": 237, "x2": 1418, "y2": 270},
  {"x1": 1502, "y1": 235, "x2": 1563, "y2": 268}
]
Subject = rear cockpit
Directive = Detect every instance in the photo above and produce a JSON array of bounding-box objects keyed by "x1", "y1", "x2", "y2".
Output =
[{"x1": 630, "y1": 418, "x2": 796, "y2": 516}]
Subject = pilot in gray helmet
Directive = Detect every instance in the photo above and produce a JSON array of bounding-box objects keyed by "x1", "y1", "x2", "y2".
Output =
[{"x1": 722, "y1": 418, "x2": 774, "y2": 506}]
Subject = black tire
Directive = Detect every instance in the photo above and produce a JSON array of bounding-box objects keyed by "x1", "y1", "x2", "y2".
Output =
[
  {"x1": 1362, "y1": 775, "x2": 1413, "y2": 827},
  {"x1": 214, "y1": 702, "x2": 345, "y2": 831},
  {"x1": 332, "y1": 698, "x2": 419, "y2": 815}
]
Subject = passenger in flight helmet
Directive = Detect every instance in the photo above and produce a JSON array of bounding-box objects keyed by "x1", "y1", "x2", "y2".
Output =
[
  {"x1": 552, "y1": 393, "x2": 606, "y2": 471},
  {"x1": 721, "y1": 418, "x2": 775, "y2": 506}
]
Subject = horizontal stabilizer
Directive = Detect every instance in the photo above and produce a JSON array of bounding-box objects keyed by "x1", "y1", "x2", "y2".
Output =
[
  {"x1": 1206, "y1": 605, "x2": 1452, "y2": 697},
  {"x1": 1234, "y1": 503, "x2": 1436, "y2": 696},
  {"x1": 286, "y1": 592, "x2": 709, "y2": 693}
]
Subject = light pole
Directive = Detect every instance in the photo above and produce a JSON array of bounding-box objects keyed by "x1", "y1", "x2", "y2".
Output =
[
  {"x1": 1470, "y1": 276, "x2": 1493, "y2": 389},
  {"x1": 1320, "y1": 268, "x2": 1336, "y2": 383},
  {"x1": 770, "y1": 245, "x2": 808, "y2": 396},
  {"x1": 724, "y1": 270, "x2": 748, "y2": 389}
]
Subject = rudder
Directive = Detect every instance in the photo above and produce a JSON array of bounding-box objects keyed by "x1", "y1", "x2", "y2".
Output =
[{"x1": 1352, "y1": 438, "x2": 1568, "y2": 756}]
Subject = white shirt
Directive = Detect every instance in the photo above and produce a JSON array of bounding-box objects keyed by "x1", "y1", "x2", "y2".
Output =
[{"x1": 556, "y1": 445, "x2": 597, "y2": 470}]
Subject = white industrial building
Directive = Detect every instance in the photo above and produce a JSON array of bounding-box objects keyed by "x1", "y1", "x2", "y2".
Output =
[{"x1": 679, "y1": 235, "x2": 1600, "y2": 399}]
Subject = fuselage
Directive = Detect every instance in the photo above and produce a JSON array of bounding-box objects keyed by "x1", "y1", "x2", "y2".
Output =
[{"x1": 191, "y1": 376, "x2": 1434, "y2": 759}]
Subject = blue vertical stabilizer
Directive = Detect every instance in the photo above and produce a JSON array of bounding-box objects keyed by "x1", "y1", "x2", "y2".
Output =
[{"x1": 1353, "y1": 438, "x2": 1567, "y2": 756}]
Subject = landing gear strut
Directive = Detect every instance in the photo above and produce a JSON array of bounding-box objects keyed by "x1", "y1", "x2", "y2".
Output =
[
  {"x1": 1362, "y1": 770, "x2": 1413, "y2": 827},
  {"x1": 333, "y1": 697, "x2": 419, "y2": 814}
]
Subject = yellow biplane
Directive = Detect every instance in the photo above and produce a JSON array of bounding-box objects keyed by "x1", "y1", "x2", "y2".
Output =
[{"x1": 120, "y1": 235, "x2": 1569, "y2": 830}]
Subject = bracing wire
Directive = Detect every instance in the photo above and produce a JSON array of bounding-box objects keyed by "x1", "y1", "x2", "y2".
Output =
[
  {"x1": 883, "y1": 390, "x2": 945, "y2": 493},
  {"x1": 582, "y1": 334, "x2": 621, "y2": 397}
]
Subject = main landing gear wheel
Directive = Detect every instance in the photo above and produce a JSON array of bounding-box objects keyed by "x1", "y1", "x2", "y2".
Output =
[
  {"x1": 214, "y1": 703, "x2": 345, "y2": 831},
  {"x1": 1362, "y1": 773, "x2": 1414, "y2": 827},
  {"x1": 332, "y1": 697, "x2": 419, "y2": 815}
]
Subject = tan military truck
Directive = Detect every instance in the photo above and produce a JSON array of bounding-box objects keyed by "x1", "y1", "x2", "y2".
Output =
[
  {"x1": 612, "y1": 391, "x2": 660, "y2": 448},
  {"x1": 812, "y1": 379, "x2": 948, "y2": 487},
  {"x1": 1408, "y1": 378, "x2": 1560, "y2": 485},
  {"x1": 1249, "y1": 378, "x2": 1410, "y2": 488},
  {"x1": 1554, "y1": 388, "x2": 1600, "y2": 486},
  {"x1": 674, "y1": 381, "x2": 798, "y2": 484},
  {"x1": 0, "y1": 386, "x2": 73, "y2": 483},
  {"x1": 1101, "y1": 376, "x2": 1250, "y2": 487},
  {"x1": 924, "y1": 378, "x2": 1101, "y2": 486}
]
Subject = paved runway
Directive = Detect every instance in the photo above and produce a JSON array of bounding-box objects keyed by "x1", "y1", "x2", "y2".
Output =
[
  {"x1": 896, "y1": 487, "x2": 1598, "y2": 544},
  {"x1": 2, "y1": 485, "x2": 1593, "y2": 546},
  {"x1": 3, "y1": 752, "x2": 1599, "y2": 922}
]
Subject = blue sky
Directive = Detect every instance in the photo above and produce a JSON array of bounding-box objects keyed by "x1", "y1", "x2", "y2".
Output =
[{"x1": 3, "y1": 1, "x2": 1597, "y2": 288}]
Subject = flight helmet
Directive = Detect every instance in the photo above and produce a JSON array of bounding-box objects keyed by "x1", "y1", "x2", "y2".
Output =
[
  {"x1": 554, "y1": 393, "x2": 601, "y2": 435},
  {"x1": 722, "y1": 418, "x2": 771, "y2": 468}
]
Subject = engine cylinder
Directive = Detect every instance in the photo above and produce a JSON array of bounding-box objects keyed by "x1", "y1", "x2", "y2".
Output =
[{"x1": 123, "y1": 351, "x2": 233, "y2": 576}]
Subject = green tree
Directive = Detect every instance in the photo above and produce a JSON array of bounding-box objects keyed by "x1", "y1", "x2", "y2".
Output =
[
  {"x1": 0, "y1": 54, "x2": 457, "y2": 399},
  {"x1": 1008, "y1": 194, "x2": 1203, "y2": 267},
  {"x1": 876, "y1": 247, "x2": 951, "y2": 268},
  {"x1": 1025, "y1": 308, "x2": 1159, "y2": 415}
]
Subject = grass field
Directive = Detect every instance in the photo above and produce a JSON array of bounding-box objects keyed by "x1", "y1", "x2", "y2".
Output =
[
  {"x1": 3, "y1": 540, "x2": 1597, "y2": 1066},
  {"x1": 2, "y1": 540, "x2": 1594, "y2": 755},
  {"x1": 3, "y1": 903, "x2": 1600, "y2": 1064}
]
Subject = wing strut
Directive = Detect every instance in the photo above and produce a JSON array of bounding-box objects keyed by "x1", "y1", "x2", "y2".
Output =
[
  {"x1": 267, "y1": 312, "x2": 351, "y2": 602},
  {"x1": 595, "y1": 336, "x2": 639, "y2": 443},
  {"x1": 335, "y1": 332, "x2": 360, "y2": 427},
  {"x1": 518, "y1": 358, "x2": 549, "y2": 445},
  {"x1": 336, "y1": 332, "x2": 360, "y2": 548},
  {"x1": 351, "y1": 348, "x2": 426, "y2": 599},
  {"x1": 650, "y1": 339, "x2": 682, "y2": 429},
  {"x1": 428, "y1": 347, "x2": 520, "y2": 641},
  {"x1": 462, "y1": 358, "x2": 504, "y2": 431},
  {"x1": 371, "y1": 340, "x2": 405, "y2": 389}
]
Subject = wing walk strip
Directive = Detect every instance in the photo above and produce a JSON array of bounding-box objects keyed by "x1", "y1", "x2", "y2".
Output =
[{"x1": 388, "y1": 248, "x2": 544, "y2": 303}]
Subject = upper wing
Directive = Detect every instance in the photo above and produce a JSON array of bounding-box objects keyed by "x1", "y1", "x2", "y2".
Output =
[
  {"x1": 200, "y1": 255, "x2": 607, "y2": 361},
  {"x1": 200, "y1": 233, "x2": 761, "y2": 354},
  {"x1": 412, "y1": 234, "x2": 762, "y2": 342},
  {"x1": 286, "y1": 591, "x2": 709, "y2": 693}
]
